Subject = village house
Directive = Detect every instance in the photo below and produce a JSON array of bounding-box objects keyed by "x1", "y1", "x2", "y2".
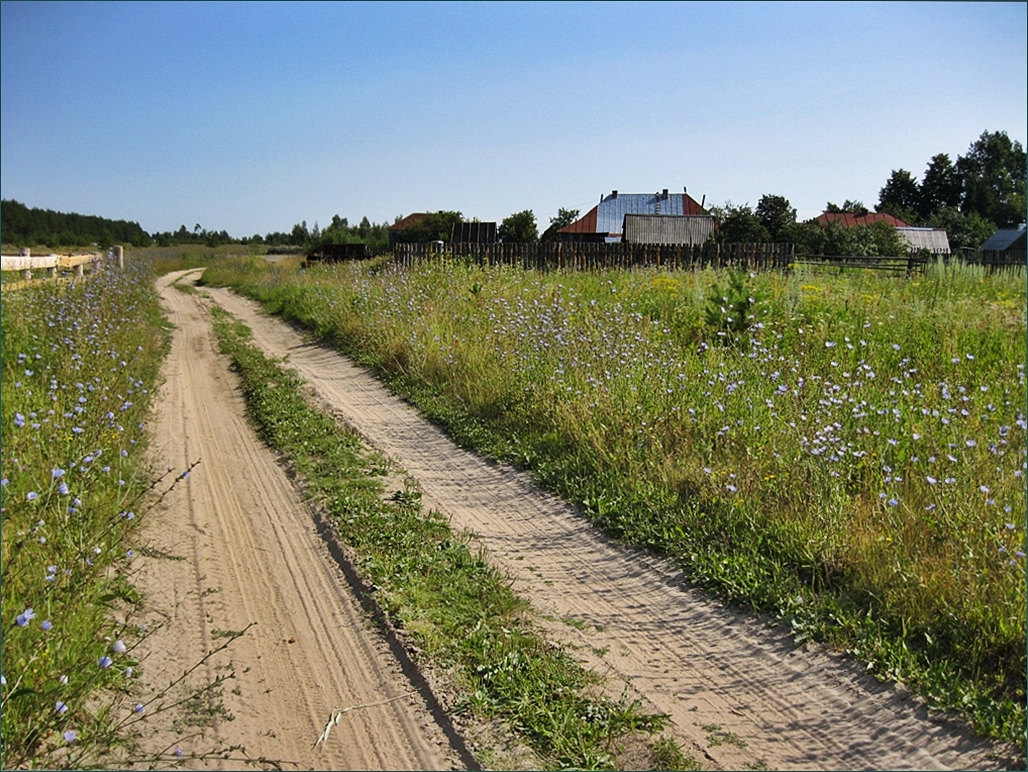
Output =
[
  {"x1": 558, "y1": 189, "x2": 711, "y2": 243},
  {"x1": 816, "y1": 210, "x2": 950, "y2": 254}
]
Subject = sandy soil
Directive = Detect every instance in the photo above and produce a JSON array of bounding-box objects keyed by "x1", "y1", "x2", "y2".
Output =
[
  {"x1": 130, "y1": 271, "x2": 467, "y2": 770},
  {"x1": 194, "y1": 277, "x2": 1019, "y2": 772}
]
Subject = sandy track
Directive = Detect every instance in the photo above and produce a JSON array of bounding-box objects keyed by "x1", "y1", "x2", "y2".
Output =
[
  {"x1": 203, "y1": 281, "x2": 1016, "y2": 771},
  {"x1": 132, "y1": 271, "x2": 464, "y2": 770}
]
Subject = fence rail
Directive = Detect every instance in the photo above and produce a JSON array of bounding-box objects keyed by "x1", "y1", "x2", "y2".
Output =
[
  {"x1": 1, "y1": 250, "x2": 113, "y2": 292},
  {"x1": 394, "y1": 241, "x2": 795, "y2": 271}
]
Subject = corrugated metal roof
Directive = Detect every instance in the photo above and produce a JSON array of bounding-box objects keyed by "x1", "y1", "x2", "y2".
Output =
[
  {"x1": 559, "y1": 191, "x2": 708, "y2": 237},
  {"x1": 815, "y1": 212, "x2": 910, "y2": 228},
  {"x1": 980, "y1": 228, "x2": 1027, "y2": 251},
  {"x1": 622, "y1": 214, "x2": 715, "y2": 245},
  {"x1": 896, "y1": 227, "x2": 950, "y2": 254}
]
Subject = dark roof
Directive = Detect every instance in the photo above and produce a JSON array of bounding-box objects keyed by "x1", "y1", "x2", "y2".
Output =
[
  {"x1": 451, "y1": 221, "x2": 497, "y2": 243},
  {"x1": 560, "y1": 191, "x2": 708, "y2": 239},
  {"x1": 980, "y1": 228, "x2": 1027, "y2": 252},
  {"x1": 815, "y1": 211, "x2": 910, "y2": 228}
]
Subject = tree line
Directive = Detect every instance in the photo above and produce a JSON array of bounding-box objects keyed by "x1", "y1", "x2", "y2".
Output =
[
  {"x1": 1, "y1": 199, "x2": 151, "y2": 249},
  {"x1": 711, "y1": 130, "x2": 1024, "y2": 255},
  {"x1": 4, "y1": 130, "x2": 1020, "y2": 256}
]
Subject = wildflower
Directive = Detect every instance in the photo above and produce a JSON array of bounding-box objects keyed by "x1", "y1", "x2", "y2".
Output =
[
  {"x1": 980, "y1": 485, "x2": 990, "y2": 494},
  {"x1": 926, "y1": 476, "x2": 937, "y2": 485},
  {"x1": 16, "y1": 608, "x2": 36, "y2": 626},
  {"x1": 111, "y1": 640, "x2": 127, "y2": 654},
  {"x1": 56, "y1": 701, "x2": 68, "y2": 714},
  {"x1": 725, "y1": 484, "x2": 737, "y2": 493},
  {"x1": 59, "y1": 674, "x2": 68, "y2": 684},
  {"x1": 63, "y1": 730, "x2": 77, "y2": 743},
  {"x1": 41, "y1": 620, "x2": 53, "y2": 631},
  {"x1": 966, "y1": 439, "x2": 977, "y2": 448},
  {"x1": 99, "y1": 656, "x2": 113, "y2": 669},
  {"x1": 26, "y1": 491, "x2": 38, "y2": 501},
  {"x1": 174, "y1": 748, "x2": 183, "y2": 759},
  {"x1": 888, "y1": 498, "x2": 899, "y2": 507},
  {"x1": 133, "y1": 703, "x2": 145, "y2": 714},
  {"x1": 58, "y1": 483, "x2": 69, "y2": 496},
  {"x1": 52, "y1": 468, "x2": 65, "y2": 479}
]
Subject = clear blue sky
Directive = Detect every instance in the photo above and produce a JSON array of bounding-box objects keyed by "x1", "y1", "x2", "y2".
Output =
[{"x1": 2, "y1": 1, "x2": 1025, "y2": 237}]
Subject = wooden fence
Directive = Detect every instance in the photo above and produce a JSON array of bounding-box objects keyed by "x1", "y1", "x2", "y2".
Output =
[
  {"x1": 394, "y1": 241, "x2": 796, "y2": 271},
  {"x1": 791, "y1": 252, "x2": 931, "y2": 275},
  {"x1": 385, "y1": 241, "x2": 1025, "y2": 276},
  {"x1": 974, "y1": 249, "x2": 1027, "y2": 272},
  {"x1": 0, "y1": 249, "x2": 114, "y2": 292}
]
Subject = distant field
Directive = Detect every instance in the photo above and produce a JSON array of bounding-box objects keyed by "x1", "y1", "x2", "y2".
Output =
[{"x1": 201, "y1": 255, "x2": 1027, "y2": 745}]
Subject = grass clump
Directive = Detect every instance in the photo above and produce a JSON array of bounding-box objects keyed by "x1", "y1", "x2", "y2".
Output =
[
  {"x1": 201, "y1": 256, "x2": 1026, "y2": 750},
  {"x1": 209, "y1": 304, "x2": 671, "y2": 769}
]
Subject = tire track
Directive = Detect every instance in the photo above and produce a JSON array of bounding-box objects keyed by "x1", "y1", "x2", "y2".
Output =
[
  {"x1": 207, "y1": 283, "x2": 1015, "y2": 771},
  {"x1": 132, "y1": 271, "x2": 462, "y2": 769}
]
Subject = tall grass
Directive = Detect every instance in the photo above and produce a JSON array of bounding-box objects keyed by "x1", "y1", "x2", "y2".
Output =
[
  {"x1": 202, "y1": 256, "x2": 1027, "y2": 746},
  {"x1": 0, "y1": 257, "x2": 177, "y2": 767}
]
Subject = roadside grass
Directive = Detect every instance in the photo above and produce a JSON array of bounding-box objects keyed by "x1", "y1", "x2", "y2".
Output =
[
  {"x1": 1, "y1": 257, "x2": 281, "y2": 769},
  {"x1": 201, "y1": 255, "x2": 1027, "y2": 750},
  {"x1": 209, "y1": 303, "x2": 680, "y2": 770},
  {"x1": 0, "y1": 258, "x2": 172, "y2": 767}
]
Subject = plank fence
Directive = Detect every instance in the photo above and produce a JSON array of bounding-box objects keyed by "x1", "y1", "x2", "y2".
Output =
[
  {"x1": 973, "y1": 249, "x2": 1027, "y2": 272},
  {"x1": 394, "y1": 241, "x2": 796, "y2": 271}
]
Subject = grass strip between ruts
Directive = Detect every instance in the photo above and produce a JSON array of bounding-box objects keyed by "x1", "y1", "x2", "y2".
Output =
[{"x1": 208, "y1": 303, "x2": 687, "y2": 771}]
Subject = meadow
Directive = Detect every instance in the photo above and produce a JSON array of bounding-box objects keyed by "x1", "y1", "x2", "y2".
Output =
[
  {"x1": 202, "y1": 255, "x2": 1027, "y2": 745},
  {"x1": 0, "y1": 256, "x2": 175, "y2": 767}
]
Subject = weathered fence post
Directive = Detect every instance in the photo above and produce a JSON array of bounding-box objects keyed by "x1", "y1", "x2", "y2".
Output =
[{"x1": 114, "y1": 245, "x2": 124, "y2": 269}]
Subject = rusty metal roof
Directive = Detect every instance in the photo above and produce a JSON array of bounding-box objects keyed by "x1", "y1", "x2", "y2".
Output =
[
  {"x1": 815, "y1": 211, "x2": 910, "y2": 228},
  {"x1": 389, "y1": 213, "x2": 429, "y2": 230},
  {"x1": 560, "y1": 191, "x2": 708, "y2": 239}
]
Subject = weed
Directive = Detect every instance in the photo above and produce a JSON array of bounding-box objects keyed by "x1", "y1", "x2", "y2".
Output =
[{"x1": 650, "y1": 734, "x2": 701, "y2": 770}]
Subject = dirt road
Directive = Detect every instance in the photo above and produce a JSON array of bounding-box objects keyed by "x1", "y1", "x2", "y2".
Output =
[
  {"x1": 198, "y1": 276, "x2": 1015, "y2": 771},
  {"x1": 132, "y1": 271, "x2": 466, "y2": 769}
]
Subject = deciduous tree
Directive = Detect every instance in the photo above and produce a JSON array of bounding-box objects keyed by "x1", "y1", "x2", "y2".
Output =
[
  {"x1": 755, "y1": 195, "x2": 796, "y2": 241},
  {"x1": 498, "y1": 210, "x2": 539, "y2": 243}
]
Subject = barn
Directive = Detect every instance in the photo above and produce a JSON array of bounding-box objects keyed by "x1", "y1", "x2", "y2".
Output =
[{"x1": 559, "y1": 189, "x2": 709, "y2": 243}]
